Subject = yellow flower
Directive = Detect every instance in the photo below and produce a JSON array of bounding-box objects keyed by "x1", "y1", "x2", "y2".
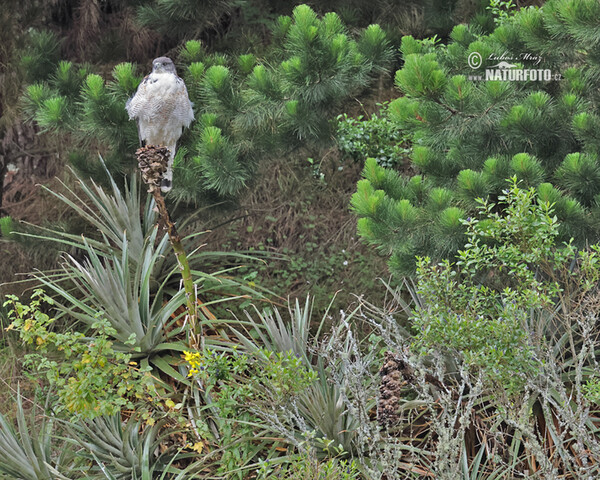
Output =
[
  {"x1": 183, "y1": 350, "x2": 199, "y2": 362},
  {"x1": 184, "y1": 350, "x2": 203, "y2": 376},
  {"x1": 192, "y1": 441, "x2": 204, "y2": 454}
]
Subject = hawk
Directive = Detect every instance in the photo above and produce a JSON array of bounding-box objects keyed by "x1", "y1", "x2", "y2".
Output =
[{"x1": 126, "y1": 56, "x2": 194, "y2": 192}]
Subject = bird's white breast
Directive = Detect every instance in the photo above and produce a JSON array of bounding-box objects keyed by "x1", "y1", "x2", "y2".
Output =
[
  {"x1": 145, "y1": 72, "x2": 181, "y2": 96},
  {"x1": 137, "y1": 73, "x2": 182, "y2": 123},
  {"x1": 128, "y1": 71, "x2": 194, "y2": 147}
]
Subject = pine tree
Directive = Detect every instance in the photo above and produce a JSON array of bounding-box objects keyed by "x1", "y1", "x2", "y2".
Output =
[
  {"x1": 21, "y1": 5, "x2": 392, "y2": 205},
  {"x1": 352, "y1": 0, "x2": 600, "y2": 277},
  {"x1": 136, "y1": 0, "x2": 235, "y2": 41}
]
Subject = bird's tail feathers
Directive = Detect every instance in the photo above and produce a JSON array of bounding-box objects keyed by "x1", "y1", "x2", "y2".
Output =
[{"x1": 160, "y1": 144, "x2": 176, "y2": 193}]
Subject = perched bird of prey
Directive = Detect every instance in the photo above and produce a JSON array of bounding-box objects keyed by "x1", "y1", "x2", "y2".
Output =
[{"x1": 126, "y1": 56, "x2": 194, "y2": 192}]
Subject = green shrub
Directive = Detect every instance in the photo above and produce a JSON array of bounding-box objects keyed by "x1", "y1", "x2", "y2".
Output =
[
  {"x1": 412, "y1": 178, "x2": 568, "y2": 390},
  {"x1": 336, "y1": 102, "x2": 411, "y2": 169},
  {"x1": 4, "y1": 290, "x2": 157, "y2": 419},
  {"x1": 184, "y1": 346, "x2": 317, "y2": 478},
  {"x1": 257, "y1": 453, "x2": 360, "y2": 479},
  {"x1": 380, "y1": 178, "x2": 600, "y2": 477}
]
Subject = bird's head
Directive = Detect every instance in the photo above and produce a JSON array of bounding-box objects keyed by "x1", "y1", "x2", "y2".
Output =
[{"x1": 152, "y1": 57, "x2": 176, "y2": 74}]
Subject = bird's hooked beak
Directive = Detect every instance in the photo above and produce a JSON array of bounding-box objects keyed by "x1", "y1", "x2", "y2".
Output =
[{"x1": 152, "y1": 58, "x2": 175, "y2": 74}]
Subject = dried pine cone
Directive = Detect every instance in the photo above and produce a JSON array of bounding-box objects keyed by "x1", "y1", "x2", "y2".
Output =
[
  {"x1": 136, "y1": 145, "x2": 169, "y2": 192},
  {"x1": 378, "y1": 351, "x2": 450, "y2": 429},
  {"x1": 378, "y1": 351, "x2": 406, "y2": 428}
]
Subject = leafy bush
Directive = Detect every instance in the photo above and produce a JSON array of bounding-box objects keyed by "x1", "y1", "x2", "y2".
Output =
[
  {"x1": 184, "y1": 345, "x2": 317, "y2": 478},
  {"x1": 487, "y1": 0, "x2": 518, "y2": 25},
  {"x1": 257, "y1": 453, "x2": 360, "y2": 479},
  {"x1": 4, "y1": 290, "x2": 157, "y2": 418},
  {"x1": 336, "y1": 102, "x2": 411, "y2": 169},
  {"x1": 364, "y1": 180, "x2": 600, "y2": 478},
  {"x1": 413, "y1": 178, "x2": 564, "y2": 391}
]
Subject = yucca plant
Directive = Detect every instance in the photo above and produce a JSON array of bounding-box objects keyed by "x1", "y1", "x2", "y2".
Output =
[
  {"x1": 0, "y1": 392, "x2": 77, "y2": 480},
  {"x1": 22, "y1": 166, "x2": 164, "y2": 275},
  {"x1": 6, "y1": 168, "x2": 185, "y2": 356},
  {"x1": 235, "y1": 297, "x2": 314, "y2": 365},
  {"x1": 3, "y1": 163, "x2": 274, "y2": 434},
  {"x1": 69, "y1": 414, "x2": 177, "y2": 480},
  {"x1": 8, "y1": 163, "x2": 263, "y2": 353},
  {"x1": 34, "y1": 227, "x2": 186, "y2": 356},
  {"x1": 230, "y1": 298, "x2": 379, "y2": 461}
]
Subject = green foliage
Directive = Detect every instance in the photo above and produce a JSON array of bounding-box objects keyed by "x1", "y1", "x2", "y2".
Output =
[
  {"x1": 185, "y1": 346, "x2": 316, "y2": 405},
  {"x1": 359, "y1": 179, "x2": 600, "y2": 478},
  {"x1": 352, "y1": 157, "x2": 468, "y2": 270},
  {"x1": 16, "y1": 2, "x2": 600, "y2": 479},
  {"x1": 4, "y1": 290, "x2": 156, "y2": 418},
  {"x1": 19, "y1": 30, "x2": 62, "y2": 83},
  {"x1": 21, "y1": 5, "x2": 393, "y2": 205},
  {"x1": 487, "y1": 0, "x2": 519, "y2": 25},
  {"x1": 1, "y1": 164, "x2": 269, "y2": 434},
  {"x1": 353, "y1": 0, "x2": 600, "y2": 276},
  {"x1": 412, "y1": 179, "x2": 580, "y2": 391},
  {"x1": 0, "y1": 391, "x2": 76, "y2": 480},
  {"x1": 184, "y1": 346, "x2": 317, "y2": 478},
  {"x1": 336, "y1": 102, "x2": 411, "y2": 168},
  {"x1": 257, "y1": 452, "x2": 360, "y2": 479}
]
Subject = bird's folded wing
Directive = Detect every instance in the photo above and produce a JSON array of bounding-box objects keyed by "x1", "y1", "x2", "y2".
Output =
[{"x1": 125, "y1": 75, "x2": 151, "y2": 120}]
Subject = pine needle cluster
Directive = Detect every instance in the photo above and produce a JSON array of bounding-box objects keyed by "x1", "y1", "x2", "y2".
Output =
[
  {"x1": 352, "y1": 0, "x2": 600, "y2": 276},
  {"x1": 20, "y1": 5, "x2": 393, "y2": 205}
]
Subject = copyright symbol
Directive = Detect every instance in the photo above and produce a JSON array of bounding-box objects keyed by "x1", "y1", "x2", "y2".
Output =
[{"x1": 468, "y1": 52, "x2": 482, "y2": 69}]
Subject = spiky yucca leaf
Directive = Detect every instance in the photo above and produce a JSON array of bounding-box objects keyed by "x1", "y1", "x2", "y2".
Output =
[
  {"x1": 34, "y1": 227, "x2": 185, "y2": 355},
  {"x1": 0, "y1": 392, "x2": 74, "y2": 480},
  {"x1": 71, "y1": 415, "x2": 176, "y2": 480},
  {"x1": 32, "y1": 165, "x2": 159, "y2": 267},
  {"x1": 235, "y1": 297, "x2": 313, "y2": 365}
]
